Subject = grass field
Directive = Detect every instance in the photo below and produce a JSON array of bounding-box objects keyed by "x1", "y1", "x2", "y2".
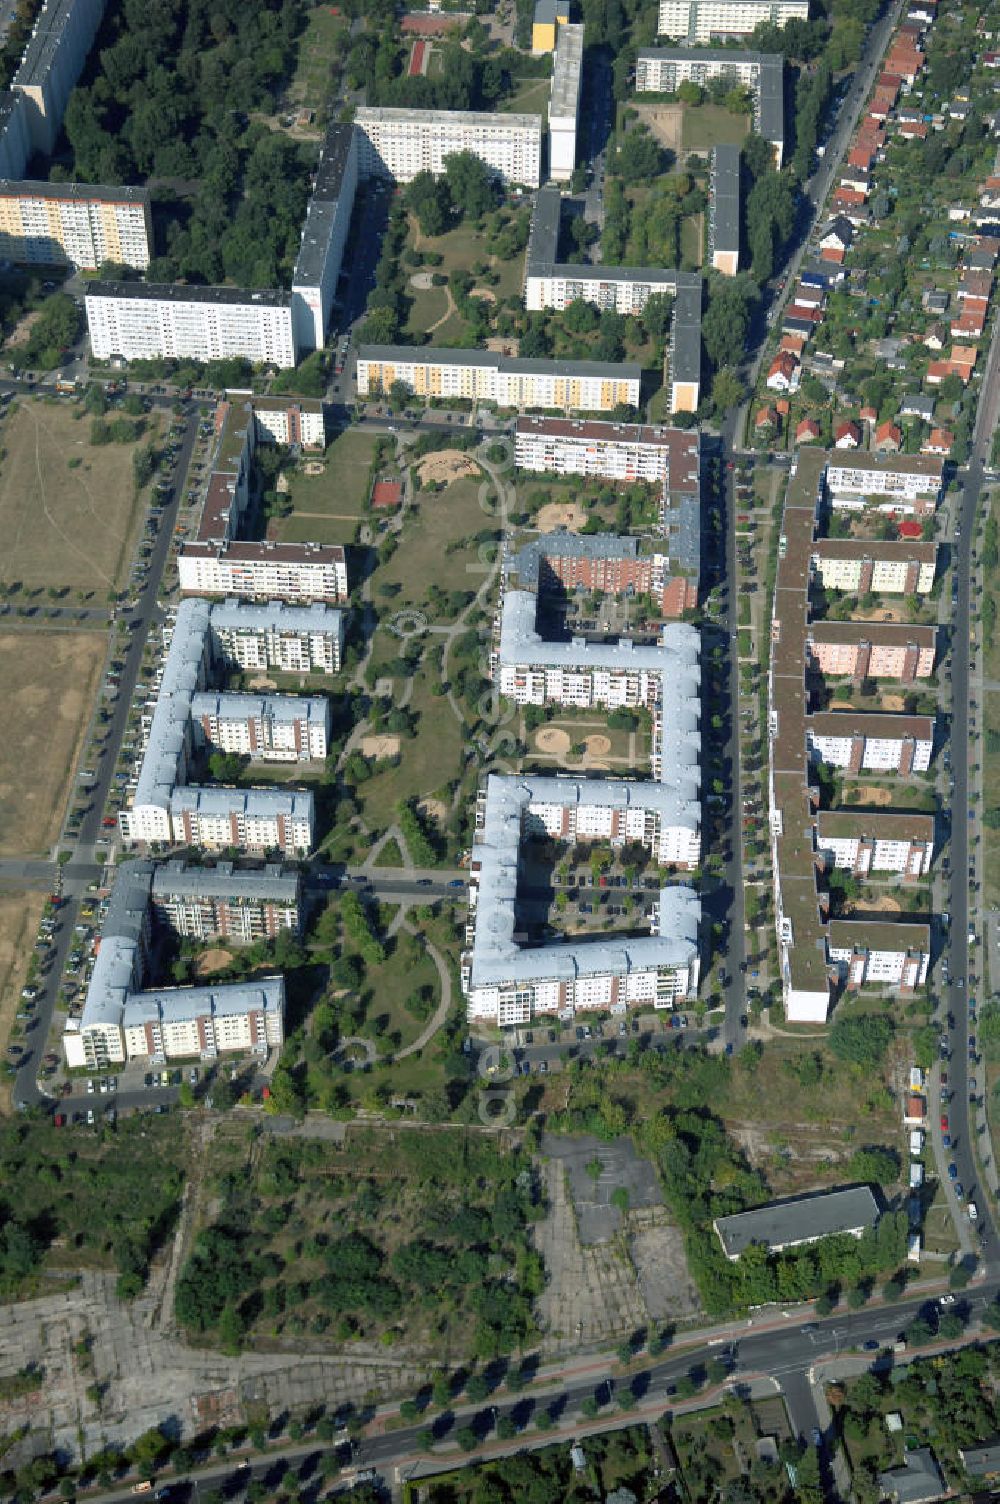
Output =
[
  {"x1": 278, "y1": 515, "x2": 352, "y2": 545},
  {"x1": 404, "y1": 283, "x2": 451, "y2": 340},
  {"x1": 0, "y1": 629, "x2": 105, "y2": 856},
  {"x1": 352, "y1": 672, "x2": 468, "y2": 817},
  {"x1": 279, "y1": 427, "x2": 382, "y2": 528},
  {"x1": 680, "y1": 212, "x2": 704, "y2": 268},
  {"x1": 500, "y1": 77, "x2": 550, "y2": 120},
  {"x1": 0, "y1": 398, "x2": 160, "y2": 594},
  {"x1": 376, "y1": 474, "x2": 490, "y2": 608},
  {"x1": 289, "y1": 6, "x2": 347, "y2": 115},
  {"x1": 409, "y1": 214, "x2": 528, "y2": 305},
  {"x1": 681, "y1": 104, "x2": 750, "y2": 151},
  {"x1": 0, "y1": 891, "x2": 46, "y2": 1110}
]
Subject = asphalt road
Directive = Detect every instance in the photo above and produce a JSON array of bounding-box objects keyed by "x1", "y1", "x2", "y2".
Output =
[{"x1": 12, "y1": 405, "x2": 200, "y2": 1108}]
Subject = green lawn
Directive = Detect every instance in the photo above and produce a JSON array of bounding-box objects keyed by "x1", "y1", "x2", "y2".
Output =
[
  {"x1": 353, "y1": 671, "x2": 468, "y2": 814},
  {"x1": 681, "y1": 104, "x2": 750, "y2": 151},
  {"x1": 408, "y1": 213, "x2": 527, "y2": 303},
  {"x1": 680, "y1": 212, "x2": 704, "y2": 268},
  {"x1": 376, "y1": 474, "x2": 490, "y2": 610},
  {"x1": 500, "y1": 77, "x2": 550, "y2": 120},
  {"x1": 290, "y1": 7, "x2": 347, "y2": 115},
  {"x1": 404, "y1": 282, "x2": 451, "y2": 340},
  {"x1": 282, "y1": 428, "x2": 382, "y2": 520},
  {"x1": 278, "y1": 515, "x2": 352, "y2": 545}
]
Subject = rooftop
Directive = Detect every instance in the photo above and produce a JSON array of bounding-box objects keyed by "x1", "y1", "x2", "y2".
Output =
[
  {"x1": 87, "y1": 281, "x2": 293, "y2": 308},
  {"x1": 806, "y1": 619, "x2": 936, "y2": 647},
  {"x1": 827, "y1": 918, "x2": 931, "y2": 952},
  {"x1": 190, "y1": 691, "x2": 329, "y2": 726},
  {"x1": 123, "y1": 976, "x2": 284, "y2": 1029},
  {"x1": 356, "y1": 105, "x2": 542, "y2": 132},
  {"x1": 550, "y1": 23, "x2": 584, "y2": 122},
  {"x1": 293, "y1": 122, "x2": 357, "y2": 288},
  {"x1": 151, "y1": 860, "x2": 300, "y2": 903},
  {"x1": 714, "y1": 1186, "x2": 880, "y2": 1257},
  {"x1": 711, "y1": 143, "x2": 741, "y2": 256},
  {"x1": 179, "y1": 539, "x2": 346, "y2": 564},
  {"x1": 0, "y1": 178, "x2": 150, "y2": 206},
  {"x1": 357, "y1": 343, "x2": 643, "y2": 383},
  {"x1": 807, "y1": 710, "x2": 934, "y2": 740},
  {"x1": 815, "y1": 809, "x2": 934, "y2": 841},
  {"x1": 169, "y1": 785, "x2": 315, "y2": 818}
]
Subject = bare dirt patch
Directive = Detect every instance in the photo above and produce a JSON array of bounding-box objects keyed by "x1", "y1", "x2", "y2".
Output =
[
  {"x1": 0, "y1": 891, "x2": 46, "y2": 1111},
  {"x1": 194, "y1": 948, "x2": 233, "y2": 977},
  {"x1": 0, "y1": 630, "x2": 105, "y2": 856},
  {"x1": 486, "y1": 335, "x2": 519, "y2": 355},
  {"x1": 634, "y1": 101, "x2": 683, "y2": 155},
  {"x1": 537, "y1": 501, "x2": 586, "y2": 532},
  {"x1": 829, "y1": 699, "x2": 854, "y2": 709},
  {"x1": 881, "y1": 693, "x2": 905, "y2": 711},
  {"x1": 361, "y1": 734, "x2": 401, "y2": 760},
  {"x1": 418, "y1": 797, "x2": 448, "y2": 825},
  {"x1": 410, "y1": 270, "x2": 435, "y2": 289},
  {"x1": 302, "y1": 460, "x2": 325, "y2": 477},
  {"x1": 536, "y1": 727, "x2": 571, "y2": 755},
  {"x1": 469, "y1": 287, "x2": 496, "y2": 302},
  {"x1": 247, "y1": 675, "x2": 278, "y2": 691},
  {"x1": 842, "y1": 894, "x2": 903, "y2": 916},
  {"x1": 854, "y1": 606, "x2": 904, "y2": 622},
  {"x1": 851, "y1": 785, "x2": 895, "y2": 806},
  {"x1": 416, "y1": 450, "x2": 481, "y2": 487},
  {"x1": 584, "y1": 734, "x2": 611, "y2": 757}
]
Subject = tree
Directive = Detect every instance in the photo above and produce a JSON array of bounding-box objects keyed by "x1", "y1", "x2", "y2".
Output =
[
  {"x1": 829, "y1": 1014, "x2": 893, "y2": 1067},
  {"x1": 615, "y1": 126, "x2": 665, "y2": 184},
  {"x1": 405, "y1": 170, "x2": 453, "y2": 236},
  {"x1": 444, "y1": 152, "x2": 498, "y2": 219}
]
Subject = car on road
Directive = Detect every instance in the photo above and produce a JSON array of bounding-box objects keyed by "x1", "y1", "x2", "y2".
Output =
[
  {"x1": 448, "y1": 878, "x2": 464, "y2": 888},
  {"x1": 538, "y1": 1060, "x2": 547, "y2": 1074},
  {"x1": 938, "y1": 1294, "x2": 956, "y2": 1307},
  {"x1": 948, "y1": 1162, "x2": 958, "y2": 1180},
  {"x1": 941, "y1": 1114, "x2": 949, "y2": 1131},
  {"x1": 863, "y1": 1339, "x2": 880, "y2": 1351},
  {"x1": 955, "y1": 1183, "x2": 965, "y2": 1201}
]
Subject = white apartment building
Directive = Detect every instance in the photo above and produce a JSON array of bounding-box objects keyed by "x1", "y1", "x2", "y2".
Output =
[
  {"x1": 0, "y1": 94, "x2": 30, "y2": 181},
  {"x1": 549, "y1": 23, "x2": 583, "y2": 182},
  {"x1": 250, "y1": 397, "x2": 326, "y2": 449},
  {"x1": 657, "y1": 0, "x2": 809, "y2": 41},
  {"x1": 85, "y1": 283, "x2": 297, "y2": 368},
  {"x1": 815, "y1": 812, "x2": 934, "y2": 879},
  {"x1": 0, "y1": 180, "x2": 151, "y2": 268},
  {"x1": 827, "y1": 921, "x2": 930, "y2": 991},
  {"x1": 119, "y1": 599, "x2": 328, "y2": 851},
  {"x1": 810, "y1": 539, "x2": 937, "y2": 596},
  {"x1": 355, "y1": 106, "x2": 543, "y2": 188},
  {"x1": 356, "y1": 345, "x2": 641, "y2": 411},
  {"x1": 514, "y1": 416, "x2": 700, "y2": 485},
  {"x1": 209, "y1": 599, "x2": 344, "y2": 675},
  {"x1": 62, "y1": 862, "x2": 287, "y2": 1069},
  {"x1": 806, "y1": 713, "x2": 933, "y2": 774},
  {"x1": 635, "y1": 48, "x2": 785, "y2": 165},
  {"x1": 169, "y1": 787, "x2": 314, "y2": 854},
  {"x1": 824, "y1": 453, "x2": 945, "y2": 515},
  {"x1": 177, "y1": 541, "x2": 348, "y2": 603},
  {"x1": 462, "y1": 774, "x2": 701, "y2": 1024},
  {"x1": 12, "y1": 0, "x2": 106, "y2": 156},
  {"x1": 190, "y1": 692, "x2": 330, "y2": 762},
  {"x1": 291, "y1": 122, "x2": 358, "y2": 352},
  {"x1": 150, "y1": 861, "x2": 302, "y2": 942}
]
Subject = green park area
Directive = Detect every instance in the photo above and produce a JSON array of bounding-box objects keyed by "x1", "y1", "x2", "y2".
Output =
[
  {"x1": 288, "y1": 6, "x2": 348, "y2": 117},
  {"x1": 681, "y1": 102, "x2": 751, "y2": 151}
]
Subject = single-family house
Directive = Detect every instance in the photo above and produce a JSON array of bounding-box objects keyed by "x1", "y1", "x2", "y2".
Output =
[
  {"x1": 875, "y1": 421, "x2": 903, "y2": 451},
  {"x1": 819, "y1": 215, "x2": 854, "y2": 262},
  {"x1": 899, "y1": 119, "x2": 928, "y2": 139},
  {"x1": 922, "y1": 427, "x2": 954, "y2": 455},
  {"x1": 922, "y1": 288, "x2": 949, "y2": 315},
  {"x1": 923, "y1": 322, "x2": 947, "y2": 351},
  {"x1": 878, "y1": 1449, "x2": 946, "y2": 1504},
  {"x1": 982, "y1": 177, "x2": 1000, "y2": 211},
  {"x1": 755, "y1": 404, "x2": 779, "y2": 433},
  {"x1": 766, "y1": 352, "x2": 800, "y2": 392},
  {"x1": 900, "y1": 394, "x2": 935, "y2": 421},
  {"x1": 796, "y1": 417, "x2": 821, "y2": 444},
  {"x1": 859, "y1": 405, "x2": 878, "y2": 426},
  {"x1": 834, "y1": 420, "x2": 861, "y2": 449}
]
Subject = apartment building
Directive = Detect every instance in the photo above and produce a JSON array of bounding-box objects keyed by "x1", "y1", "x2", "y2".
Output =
[
  {"x1": 462, "y1": 774, "x2": 701, "y2": 1023},
  {"x1": 291, "y1": 122, "x2": 359, "y2": 352},
  {"x1": 815, "y1": 811, "x2": 934, "y2": 879},
  {"x1": 208, "y1": 599, "x2": 344, "y2": 675},
  {"x1": 356, "y1": 344, "x2": 642, "y2": 411},
  {"x1": 549, "y1": 23, "x2": 584, "y2": 181},
  {"x1": 824, "y1": 452, "x2": 945, "y2": 515},
  {"x1": 657, "y1": 0, "x2": 809, "y2": 41},
  {"x1": 810, "y1": 538, "x2": 937, "y2": 595},
  {"x1": 709, "y1": 144, "x2": 741, "y2": 274},
  {"x1": 85, "y1": 282, "x2": 297, "y2": 368},
  {"x1": 514, "y1": 415, "x2": 700, "y2": 486},
  {"x1": 251, "y1": 397, "x2": 326, "y2": 450},
  {"x1": 827, "y1": 921, "x2": 930, "y2": 991},
  {"x1": 805, "y1": 621, "x2": 936, "y2": 681},
  {"x1": 806, "y1": 712, "x2": 934, "y2": 774},
  {"x1": 511, "y1": 532, "x2": 699, "y2": 617},
  {"x1": 522, "y1": 185, "x2": 702, "y2": 409},
  {"x1": 635, "y1": 49, "x2": 785, "y2": 165},
  {"x1": 12, "y1": 0, "x2": 105, "y2": 156},
  {"x1": 190, "y1": 692, "x2": 330, "y2": 762},
  {"x1": 169, "y1": 787, "x2": 314, "y2": 854},
  {"x1": 178, "y1": 540, "x2": 348, "y2": 603},
  {"x1": 0, "y1": 180, "x2": 151, "y2": 268},
  {"x1": 768, "y1": 450, "x2": 933, "y2": 1023},
  {"x1": 0, "y1": 93, "x2": 30, "y2": 180},
  {"x1": 61, "y1": 862, "x2": 286, "y2": 1069},
  {"x1": 355, "y1": 106, "x2": 543, "y2": 188},
  {"x1": 119, "y1": 599, "x2": 328, "y2": 851},
  {"x1": 150, "y1": 860, "x2": 302, "y2": 942}
]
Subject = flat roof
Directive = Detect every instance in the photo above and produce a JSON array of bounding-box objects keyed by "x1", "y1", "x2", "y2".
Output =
[
  {"x1": 827, "y1": 919, "x2": 931, "y2": 951},
  {"x1": 209, "y1": 598, "x2": 344, "y2": 637},
  {"x1": 123, "y1": 976, "x2": 284, "y2": 1028},
  {"x1": 811, "y1": 536, "x2": 937, "y2": 562},
  {"x1": 499, "y1": 588, "x2": 701, "y2": 677},
  {"x1": 714, "y1": 1186, "x2": 880, "y2": 1257},
  {"x1": 671, "y1": 278, "x2": 703, "y2": 386},
  {"x1": 0, "y1": 178, "x2": 150, "y2": 205},
  {"x1": 808, "y1": 711, "x2": 934, "y2": 740},
  {"x1": 190, "y1": 691, "x2": 329, "y2": 725},
  {"x1": 180, "y1": 539, "x2": 346, "y2": 564},
  {"x1": 152, "y1": 860, "x2": 300, "y2": 903},
  {"x1": 87, "y1": 281, "x2": 293, "y2": 308},
  {"x1": 293, "y1": 123, "x2": 356, "y2": 288},
  {"x1": 550, "y1": 23, "x2": 584, "y2": 121},
  {"x1": 711, "y1": 143, "x2": 741, "y2": 256},
  {"x1": 524, "y1": 183, "x2": 703, "y2": 299},
  {"x1": 358, "y1": 343, "x2": 642, "y2": 383},
  {"x1": 169, "y1": 785, "x2": 316, "y2": 818},
  {"x1": 806, "y1": 620, "x2": 936, "y2": 647},
  {"x1": 825, "y1": 450, "x2": 945, "y2": 480},
  {"x1": 816, "y1": 809, "x2": 934, "y2": 841},
  {"x1": 356, "y1": 105, "x2": 542, "y2": 131}
]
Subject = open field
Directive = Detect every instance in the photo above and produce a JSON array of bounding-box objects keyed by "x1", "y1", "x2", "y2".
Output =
[
  {"x1": 288, "y1": 6, "x2": 347, "y2": 116},
  {"x1": 682, "y1": 103, "x2": 750, "y2": 151},
  {"x1": 351, "y1": 671, "x2": 468, "y2": 814},
  {"x1": 0, "y1": 629, "x2": 105, "y2": 856},
  {"x1": 680, "y1": 213, "x2": 704, "y2": 267},
  {"x1": 0, "y1": 398, "x2": 161, "y2": 594},
  {"x1": 0, "y1": 891, "x2": 46, "y2": 1110},
  {"x1": 500, "y1": 77, "x2": 550, "y2": 119},
  {"x1": 403, "y1": 282, "x2": 451, "y2": 339},
  {"x1": 281, "y1": 427, "x2": 381, "y2": 522},
  {"x1": 276, "y1": 515, "x2": 351, "y2": 545},
  {"x1": 374, "y1": 474, "x2": 491, "y2": 609},
  {"x1": 409, "y1": 214, "x2": 528, "y2": 304}
]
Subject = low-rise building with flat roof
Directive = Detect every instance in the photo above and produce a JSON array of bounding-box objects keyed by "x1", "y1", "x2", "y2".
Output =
[
  {"x1": 815, "y1": 810, "x2": 934, "y2": 879},
  {"x1": 713, "y1": 1185, "x2": 880, "y2": 1259},
  {"x1": 709, "y1": 143, "x2": 741, "y2": 273}
]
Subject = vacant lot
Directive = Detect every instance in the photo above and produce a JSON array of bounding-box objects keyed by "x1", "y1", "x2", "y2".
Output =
[
  {"x1": 0, "y1": 629, "x2": 105, "y2": 856},
  {"x1": 0, "y1": 891, "x2": 46, "y2": 1108},
  {"x1": 279, "y1": 427, "x2": 382, "y2": 524},
  {"x1": 682, "y1": 103, "x2": 750, "y2": 151},
  {"x1": 0, "y1": 399, "x2": 159, "y2": 594}
]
